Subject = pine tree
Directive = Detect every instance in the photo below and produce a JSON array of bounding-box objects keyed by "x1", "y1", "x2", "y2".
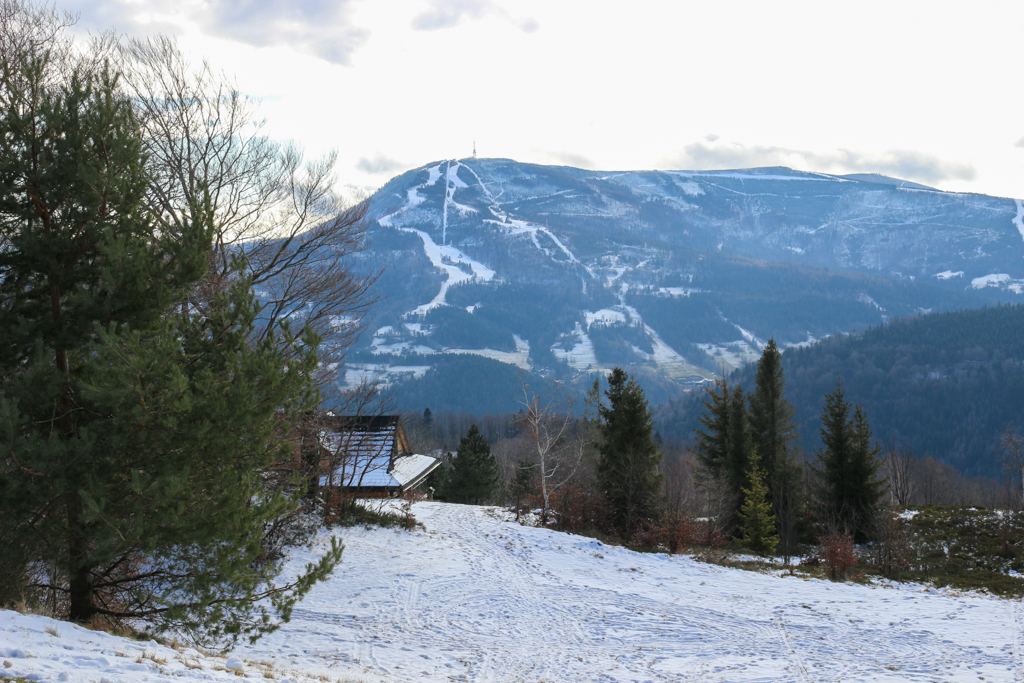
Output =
[
  {"x1": 596, "y1": 368, "x2": 663, "y2": 538},
  {"x1": 693, "y1": 378, "x2": 752, "y2": 531},
  {"x1": 726, "y1": 384, "x2": 754, "y2": 501},
  {"x1": 447, "y1": 424, "x2": 499, "y2": 504},
  {"x1": 737, "y1": 453, "x2": 780, "y2": 556},
  {"x1": 813, "y1": 382, "x2": 885, "y2": 542},
  {"x1": 693, "y1": 378, "x2": 732, "y2": 480},
  {"x1": 748, "y1": 339, "x2": 803, "y2": 553},
  {"x1": 0, "y1": 31, "x2": 340, "y2": 645}
]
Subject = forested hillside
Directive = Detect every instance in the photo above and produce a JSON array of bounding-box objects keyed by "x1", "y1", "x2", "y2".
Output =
[{"x1": 656, "y1": 305, "x2": 1024, "y2": 477}]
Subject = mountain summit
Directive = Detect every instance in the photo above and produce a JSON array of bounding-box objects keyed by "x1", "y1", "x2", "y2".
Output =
[{"x1": 343, "y1": 159, "x2": 1022, "y2": 410}]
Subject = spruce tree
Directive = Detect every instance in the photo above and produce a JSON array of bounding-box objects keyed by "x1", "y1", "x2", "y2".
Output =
[
  {"x1": 693, "y1": 378, "x2": 752, "y2": 531},
  {"x1": 447, "y1": 424, "x2": 499, "y2": 504},
  {"x1": 726, "y1": 384, "x2": 754, "y2": 501},
  {"x1": 596, "y1": 368, "x2": 663, "y2": 538},
  {"x1": 737, "y1": 453, "x2": 780, "y2": 556},
  {"x1": 0, "y1": 34, "x2": 340, "y2": 644},
  {"x1": 693, "y1": 378, "x2": 732, "y2": 481},
  {"x1": 813, "y1": 382, "x2": 885, "y2": 542},
  {"x1": 748, "y1": 339, "x2": 803, "y2": 552}
]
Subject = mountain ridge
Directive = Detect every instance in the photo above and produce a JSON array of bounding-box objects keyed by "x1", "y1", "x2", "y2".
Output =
[{"x1": 338, "y1": 158, "x2": 1021, "y2": 410}]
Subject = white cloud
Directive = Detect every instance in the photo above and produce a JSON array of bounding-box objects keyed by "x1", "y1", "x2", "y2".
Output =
[
  {"x1": 356, "y1": 154, "x2": 408, "y2": 175},
  {"x1": 66, "y1": 0, "x2": 369, "y2": 64},
  {"x1": 411, "y1": 0, "x2": 537, "y2": 33},
  {"x1": 663, "y1": 140, "x2": 976, "y2": 185},
  {"x1": 536, "y1": 150, "x2": 596, "y2": 169}
]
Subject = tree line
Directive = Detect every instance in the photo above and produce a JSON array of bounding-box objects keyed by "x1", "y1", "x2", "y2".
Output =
[
  {"x1": 657, "y1": 303, "x2": 1024, "y2": 478},
  {"x1": 410, "y1": 337, "x2": 1023, "y2": 569}
]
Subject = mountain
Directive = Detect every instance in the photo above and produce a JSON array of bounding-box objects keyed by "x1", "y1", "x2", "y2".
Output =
[
  {"x1": 342, "y1": 159, "x2": 1023, "y2": 412},
  {"x1": 656, "y1": 304, "x2": 1024, "y2": 477}
]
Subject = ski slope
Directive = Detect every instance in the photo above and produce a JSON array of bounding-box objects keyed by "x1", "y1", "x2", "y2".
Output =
[{"x1": 2, "y1": 502, "x2": 1019, "y2": 682}]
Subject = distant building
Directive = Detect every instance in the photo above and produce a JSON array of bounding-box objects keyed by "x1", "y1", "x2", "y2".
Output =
[{"x1": 317, "y1": 415, "x2": 440, "y2": 497}]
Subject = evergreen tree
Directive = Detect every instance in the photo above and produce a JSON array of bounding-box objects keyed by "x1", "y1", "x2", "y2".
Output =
[
  {"x1": 422, "y1": 451, "x2": 452, "y2": 500},
  {"x1": 596, "y1": 368, "x2": 663, "y2": 538},
  {"x1": 813, "y1": 382, "x2": 885, "y2": 542},
  {"x1": 0, "y1": 30, "x2": 340, "y2": 644},
  {"x1": 446, "y1": 424, "x2": 499, "y2": 504},
  {"x1": 693, "y1": 378, "x2": 752, "y2": 530},
  {"x1": 726, "y1": 384, "x2": 754, "y2": 501},
  {"x1": 737, "y1": 453, "x2": 780, "y2": 555},
  {"x1": 747, "y1": 339, "x2": 803, "y2": 552},
  {"x1": 693, "y1": 378, "x2": 732, "y2": 481}
]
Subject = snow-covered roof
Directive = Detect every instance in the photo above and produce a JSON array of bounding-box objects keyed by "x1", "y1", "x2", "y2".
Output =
[
  {"x1": 314, "y1": 414, "x2": 435, "y2": 491},
  {"x1": 390, "y1": 454, "x2": 441, "y2": 488},
  {"x1": 319, "y1": 454, "x2": 439, "y2": 490}
]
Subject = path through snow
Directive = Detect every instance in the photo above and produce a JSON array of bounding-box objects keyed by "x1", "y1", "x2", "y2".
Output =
[
  {"x1": 240, "y1": 502, "x2": 1016, "y2": 682},
  {"x1": 1, "y1": 501, "x2": 1018, "y2": 682}
]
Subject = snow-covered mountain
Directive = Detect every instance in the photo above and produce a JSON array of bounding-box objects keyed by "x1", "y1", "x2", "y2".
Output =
[{"x1": 344, "y1": 159, "x2": 1022, "y2": 409}]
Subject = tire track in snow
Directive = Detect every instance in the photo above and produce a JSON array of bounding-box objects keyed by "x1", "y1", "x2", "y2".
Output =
[
  {"x1": 254, "y1": 505, "x2": 1019, "y2": 682},
  {"x1": 1011, "y1": 599, "x2": 1023, "y2": 683},
  {"x1": 770, "y1": 608, "x2": 812, "y2": 683},
  {"x1": 438, "y1": 506, "x2": 588, "y2": 681}
]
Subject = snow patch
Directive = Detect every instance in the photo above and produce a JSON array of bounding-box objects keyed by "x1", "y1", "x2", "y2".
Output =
[
  {"x1": 486, "y1": 217, "x2": 579, "y2": 263},
  {"x1": 857, "y1": 292, "x2": 885, "y2": 312},
  {"x1": 551, "y1": 322, "x2": 598, "y2": 369},
  {"x1": 443, "y1": 334, "x2": 531, "y2": 369},
  {"x1": 697, "y1": 340, "x2": 764, "y2": 371},
  {"x1": 655, "y1": 286, "x2": 702, "y2": 298},
  {"x1": 344, "y1": 364, "x2": 431, "y2": 389},
  {"x1": 399, "y1": 227, "x2": 496, "y2": 315},
  {"x1": 934, "y1": 270, "x2": 964, "y2": 280},
  {"x1": 585, "y1": 308, "x2": 628, "y2": 329},
  {"x1": 971, "y1": 273, "x2": 1012, "y2": 289}
]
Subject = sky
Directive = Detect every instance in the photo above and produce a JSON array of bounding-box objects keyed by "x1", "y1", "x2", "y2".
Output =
[{"x1": 62, "y1": 0, "x2": 1024, "y2": 199}]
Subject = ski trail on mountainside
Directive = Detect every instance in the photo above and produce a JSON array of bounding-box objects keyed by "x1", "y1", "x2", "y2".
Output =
[
  {"x1": 460, "y1": 161, "x2": 582, "y2": 265},
  {"x1": 377, "y1": 162, "x2": 494, "y2": 315},
  {"x1": 1014, "y1": 199, "x2": 1024, "y2": 246}
]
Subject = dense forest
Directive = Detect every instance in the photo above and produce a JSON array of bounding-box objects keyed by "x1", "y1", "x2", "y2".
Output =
[{"x1": 656, "y1": 304, "x2": 1024, "y2": 477}]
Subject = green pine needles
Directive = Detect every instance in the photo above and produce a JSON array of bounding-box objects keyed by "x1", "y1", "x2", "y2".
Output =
[
  {"x1": 737, "y1": 454, "x2": 780, "y2": 556},
  {"x1": 0, "y1": 14, "x2": 341, "y2": 647},
  {"x1": 596, "y1": 368, "x2": 663, "y2": 539},
  {"x1": 812, "y1": 382, "x2": 886, "y2": 542},
  {"x1": 444, "y1": 424, "x2": 500, "y2": 505}
]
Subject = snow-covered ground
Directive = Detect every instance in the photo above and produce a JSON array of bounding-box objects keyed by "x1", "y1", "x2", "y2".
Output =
[{"x1": 3, "y1": 502, "x2": 1020, "y2": 682}]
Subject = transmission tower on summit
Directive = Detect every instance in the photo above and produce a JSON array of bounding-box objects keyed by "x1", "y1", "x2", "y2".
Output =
[{"x1": 473, "y1": 141, "x2": 477, "y2": 159}]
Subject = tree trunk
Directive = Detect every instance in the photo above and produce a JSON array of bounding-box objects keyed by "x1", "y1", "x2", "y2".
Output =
[{"x1": 66, "y1": 495, "x2": 96, "y2": 624}]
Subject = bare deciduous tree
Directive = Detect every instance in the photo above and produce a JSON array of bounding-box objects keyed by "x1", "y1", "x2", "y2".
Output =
[
  {"x1": 112, "y1": 34, "x2": 377, "y2": 379},
  {"x1": 1002, "y1": 428, "x2": 1024, "y2": 508},
  {"x1": 519, "y1": 382, "x2": 587, "y2": 526},
  {"x1": 883, "y1": 438, "x2": 916, "y2": 507}
]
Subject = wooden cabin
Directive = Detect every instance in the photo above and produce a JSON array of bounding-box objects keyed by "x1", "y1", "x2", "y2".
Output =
[{"x1": 316, "y1": 415, "x2": 439, "y2": 497}]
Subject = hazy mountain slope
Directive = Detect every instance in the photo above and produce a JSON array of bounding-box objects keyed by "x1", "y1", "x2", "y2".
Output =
[
  {"x1": 657, "y1": 304, "x2": 1024, "y2": 477},
  {"x1": 339, "y1": 159, "x2": 1021, "y2": 412}
]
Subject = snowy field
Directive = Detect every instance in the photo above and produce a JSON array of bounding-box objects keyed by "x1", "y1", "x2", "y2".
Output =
[{"x1": 2, "y1": 501, "x2": 1020, "y2": 682}]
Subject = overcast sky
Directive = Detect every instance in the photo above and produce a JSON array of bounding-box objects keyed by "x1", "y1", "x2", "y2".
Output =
[{"x1": 64, "y1": 0, "x2": 1024, "y2": 199}]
